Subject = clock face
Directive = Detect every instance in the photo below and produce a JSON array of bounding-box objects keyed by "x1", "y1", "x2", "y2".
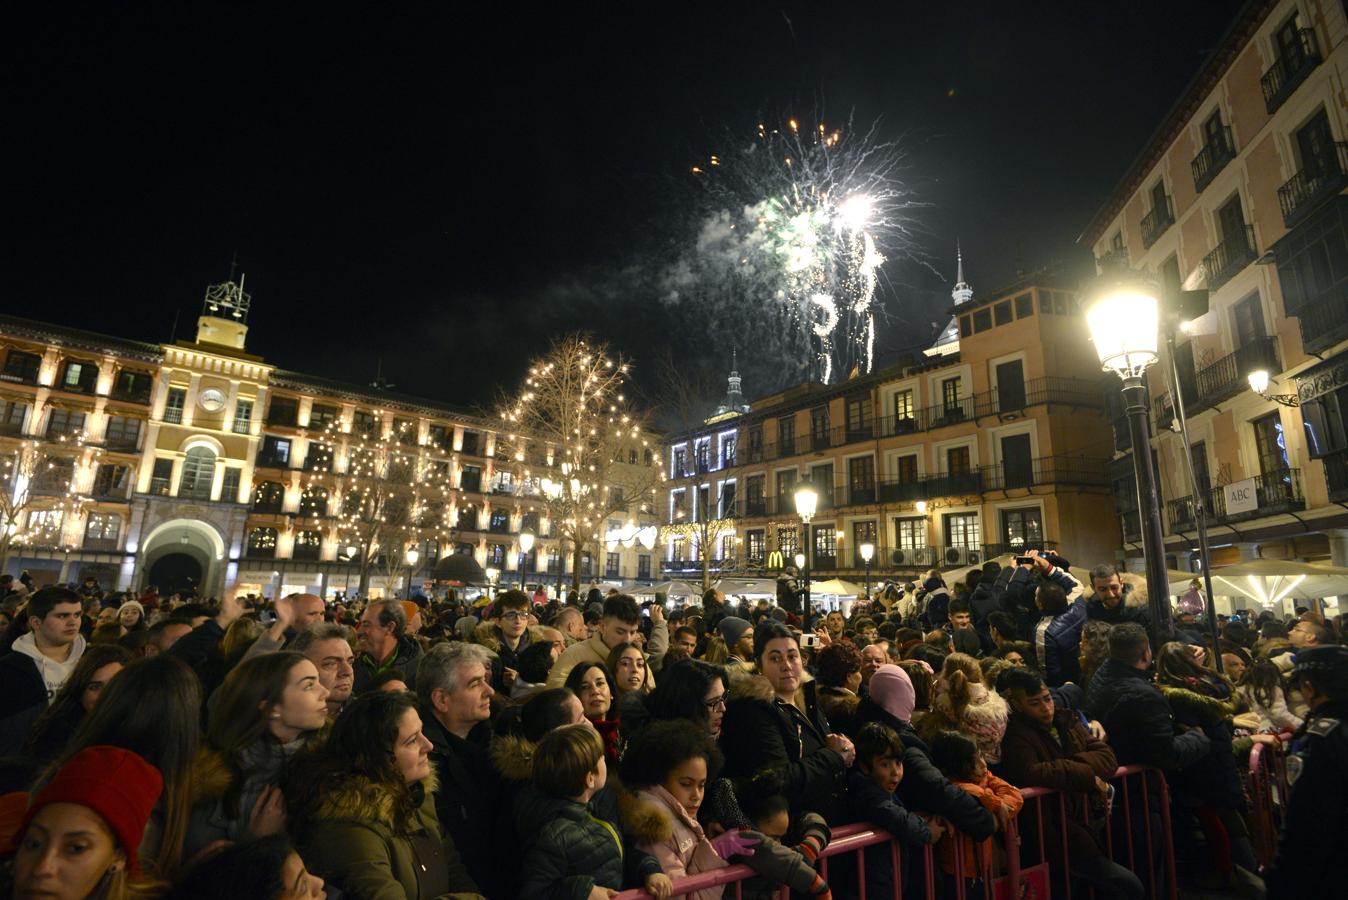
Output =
[{"x1": 198, "y1": 388, "x2": 226, "y2": 413}]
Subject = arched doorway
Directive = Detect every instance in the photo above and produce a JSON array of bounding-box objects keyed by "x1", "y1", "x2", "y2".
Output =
[
  {"x1": 146, "y1": 553, "x2": 203, "y2": 596},
  {"x1": 138, "y1": 518, "x2": 227, "y2": 599}
]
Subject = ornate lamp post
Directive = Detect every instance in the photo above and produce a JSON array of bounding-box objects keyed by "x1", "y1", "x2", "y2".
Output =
[
  {"x1": 793, "y1": 483, "x2": 818, "y2": 626},
  {"x1": 1084, "y1": 273, "x2": 1171, "y2": 647},
  {"x1": 859, "y1": 541, "x2": 875, "y2": 601},
  {"x1": 518, "y1": 530, "x2": 535, "y2": 592}
]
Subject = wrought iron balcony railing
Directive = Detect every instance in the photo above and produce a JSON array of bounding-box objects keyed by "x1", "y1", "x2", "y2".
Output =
[{"x1": 1191, "y1": 126, "x2": 1237, "y2": 193}]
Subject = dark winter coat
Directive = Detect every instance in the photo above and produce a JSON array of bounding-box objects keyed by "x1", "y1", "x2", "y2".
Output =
[
  {"x1": 1034, "y1": 595, "x2": 1088, "y2": 687},
  {"x1": 997, "y1": 709, "x2": 1117, "y2": 865},
  {"x1": 0, "y1": 651, "x2": 51, "y2": 757},
  {"x1": 1085, "y1": 591, "x2": 1149, "y2": 629},
  {"x1": 719, "y1": 675, "x2": 846, "y2": 822},
  {"x1": 845, "y1": 767, "x2": 932, "y2": 899},
  {"x1": 294, "y1": 770, "x2": 482, "y2": 900},
  {"x1": 516, "y1": 790, "x2": 662, "y2": 900},
  {"x1": 421, "y1": 712, "x2": 507, "y2": 897},
  {"x1": 473, "y1": 621, "x2": 533, "y2": 692},
  {"x1": 353, "y1": 634, "x2": 423, "y2": 695},
  {"x1": 1157, "y1": 679, "x2": 1247, "y2": 812},
  {"x1": 185, "y1": 736, "x2": 311, "y2": 862},
  {"x1": 1266, "y1": 698, "x2": 1348, "y2": 900},
  {"x1": 853, "y1": 695, "x2": 996, "y2": 840},
  {"x1": 1084, "y1": 659, "x2": 1210, "y2": 770}
]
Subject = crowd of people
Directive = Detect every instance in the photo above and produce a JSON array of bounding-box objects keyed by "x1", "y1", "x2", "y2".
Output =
[{"x1": 0, "y1": 549, "x2": 1343, "y2": 900}]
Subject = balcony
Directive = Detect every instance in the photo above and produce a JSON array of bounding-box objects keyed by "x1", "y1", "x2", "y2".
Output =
[
  {"x1": 103, "y1": 434, "x2": 141, "y2": 452},
  {"x1": 1206, "y1": 468, "x2": 1305, "y2": 524},
  {"x1": 1165, "y1": 493, "x2": 1215, "y2": 533},
  {"x1": 0, "y1": 421, "x2": 27, "y2": 438},
  {"x1": 1203, "y1": 225, "x2": 1257, "y2": 291},
  {"x1": 1140, "y1": 195, "x2": 1174, "y2": 249},
  {"x1": 1293, "y1": 287, "x2": 1348, "y2": 355},
  {"x1": 254, "y1": 453, "x2": 293, "y2": 470},
  {"x1": 1323, "y1": 449, "x2": 1348, "y2": 502},
  {"x1": 980, "y1": 456, "x2": 1110, "y2": 491},
  {"x1": 1277, "y1": 143, "x2": 1348, "y2": 228},
  {"x1": 265, "y1": 409, "x2": 299, "y2": 428},
  {"x1": 1260, "y1": 29, "x2": 1321, "y2": 114},
  {"x1": 1191, "y1": 126, "x2": 1237, "y2": 193},
  {"x1": 1194, "y1": 336, "x2": 1279, "y2": 408},
  {"x1": 1152, "y1": 393, "x2": 1176, "y2": 433}
]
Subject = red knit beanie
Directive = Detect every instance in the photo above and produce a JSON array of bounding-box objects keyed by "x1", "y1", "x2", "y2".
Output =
[{"x1": 19, "y1": 746, "x2": 164, "y2": 876}]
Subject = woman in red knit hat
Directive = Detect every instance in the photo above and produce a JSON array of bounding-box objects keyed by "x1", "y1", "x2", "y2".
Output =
[{"x1": 8, "y1": 745, "x2": 164, "y2": 899}]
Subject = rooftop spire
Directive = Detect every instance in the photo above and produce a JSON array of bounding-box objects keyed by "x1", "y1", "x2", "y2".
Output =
[
  {"x1": 951, "y1": 241, "x2": 973, "y2": 306},
  {"x1": 712, "y1": 349, "x2": 751, "y2": 420}
]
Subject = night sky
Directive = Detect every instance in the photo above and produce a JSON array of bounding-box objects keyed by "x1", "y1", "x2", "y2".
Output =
[{"x1": 5, "y1": 1, "x2": 1241, "y2": 411}]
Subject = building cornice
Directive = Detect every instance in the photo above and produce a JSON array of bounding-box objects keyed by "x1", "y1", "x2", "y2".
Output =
[{"x1": 0, "y1": 314, "x2": 163, "y2": 364}]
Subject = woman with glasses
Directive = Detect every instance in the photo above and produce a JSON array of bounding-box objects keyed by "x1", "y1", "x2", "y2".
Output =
[{"x1": 630, "y1": 658, "x2": 731, "y2": 738}]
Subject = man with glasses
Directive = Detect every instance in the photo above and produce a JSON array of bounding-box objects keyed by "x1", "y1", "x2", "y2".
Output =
[{"x1": 483, "y1": 588, "x2": 534, "y2": 691}]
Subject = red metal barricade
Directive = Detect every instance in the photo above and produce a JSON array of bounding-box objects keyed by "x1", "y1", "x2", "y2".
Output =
[
  {"x1": 1245, "y1": 735, "x2": 1291, "y2": 871},
  {"x1": 615, "y1": 765, "x2": 1179, "y2": 900}
]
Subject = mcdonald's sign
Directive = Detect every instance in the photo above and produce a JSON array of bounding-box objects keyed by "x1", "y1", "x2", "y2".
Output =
[{"x1": 767, "y1": 550, "x2": 784, "y2": 570}]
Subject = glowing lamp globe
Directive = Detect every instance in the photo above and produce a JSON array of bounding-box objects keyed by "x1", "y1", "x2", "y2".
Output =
[
  {"x1": 405, "y1": 547, "x2": 419, "y2": 566},
  {"x1": 793, "y1": 484, "x2": 819, "y2": 522},
  {"x1": 859, "y1": 541, "x2": 875, "y2": 563},
  {"x1": 1247, "y1": 369, "x2": 1271, "y2": 394},
  {"x1": 519, "y1": 531, "x2": 535, "y2": 553},
  {"x1": 794, "y1": 552, "x2": 807, "y2": 570},
  {"x1": 1085, "y1": 280, "x2": 1160, "y2": 378}
]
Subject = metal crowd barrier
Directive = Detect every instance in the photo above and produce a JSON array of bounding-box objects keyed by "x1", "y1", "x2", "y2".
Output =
[
  {"x1": 1245, "y1": 735, "x2": 1291, "y2": 872},
  {"x1": 614, "y1": 765, "x2": 1179, "y2": 899}
]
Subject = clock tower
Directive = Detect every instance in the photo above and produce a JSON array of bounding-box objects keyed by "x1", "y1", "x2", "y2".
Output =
[{"x1": 195, "y1": 276, "x2": 252, "y2": 350}]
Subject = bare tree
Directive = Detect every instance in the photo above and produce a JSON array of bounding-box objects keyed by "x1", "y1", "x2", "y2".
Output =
[
  {"x1": 494, "y1": 334, "x2": 663, "y2": 592},
  {"x1": 0, "y1": 433, "x2": 103, "y2": 571},
  {"x1": 304, "y1": 415, "x2": 456, "y2": 598}
]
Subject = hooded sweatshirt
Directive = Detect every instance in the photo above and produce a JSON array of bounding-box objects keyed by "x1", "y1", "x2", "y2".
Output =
[{"x1": 12, "y1": 632, "x2": 86, "y2": 701}]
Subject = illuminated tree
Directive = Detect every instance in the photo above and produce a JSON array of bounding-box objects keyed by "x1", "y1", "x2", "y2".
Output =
[
  {"x1": 0, "y1": 433, "x2": 103, "y2": 571},
  {"x1": 303, "y1": 416, "x2": 456, "y2": 597},
  {"x1": 495, "y1": 334, "x2": 663, "y2": 592}
]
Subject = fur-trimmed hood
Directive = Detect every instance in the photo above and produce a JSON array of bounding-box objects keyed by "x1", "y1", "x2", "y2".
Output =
[
  {"x1": 490, "y1": 733, "x2": 536, "y2": 783},
  {"x1": 189, "y1": 747, "x2": 236, "y2": 804},
  {"x1": 310, "y1": 770, "x2": 438, "y2": 833},
  {"x1": 617, "y1": 785, "x2": 675, "y2": 845},
  {"x1": 1159, "y1": 681, "x2": 1241, "y2": 724},
  {"x1": 725, "y1": 670, "x2": 815, "y2": 706}
]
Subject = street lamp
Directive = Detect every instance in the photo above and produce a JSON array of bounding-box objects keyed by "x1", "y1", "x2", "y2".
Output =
[
  {"x1": 793, "y1": 483, "x2": 818, "y2": 626},
  {"x1": 1085, "y1": 272, "x2": 1171, "y2": 647},
  {"x1": 1246, "y1": 369, "x2": 1300, "y2": 407},
  {"x1": 485, "y1": 566, "x2": 499, "y2": 599},
  {"x1": 405, "y1": 547, "x2": 419, "y2": 566},
  {"x1": 859, "y1": 541, "x2": 875, "y2": 601},
  {"x1": 519, "y1": 530, "x2": 535, "y2": 591}
]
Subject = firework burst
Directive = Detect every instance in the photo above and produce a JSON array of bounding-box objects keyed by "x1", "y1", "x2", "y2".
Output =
[{"x1": 663, "y1": 116, "x2": 920, "y2": 385}]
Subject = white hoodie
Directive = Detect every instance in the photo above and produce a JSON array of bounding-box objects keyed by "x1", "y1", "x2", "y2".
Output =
[{"x1": 12, "y1": 631, "x2": 87, "y2": 702}]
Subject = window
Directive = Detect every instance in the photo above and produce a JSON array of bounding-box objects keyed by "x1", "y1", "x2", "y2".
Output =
[
  {"x1": 1203, "y1": 109, "x2": 1225, "y2": 150},
  {"x1": 456, "y1": 465, "x2": 479, "y2": 493},
  {"x1": 812, "y1": 526, "x2": 837, "y2": 567},
  {"x1": 1000, "y1": 433, "x2": 1033, "y2": 488},
  {"x1": 352, "y1": 410, "x2": 377, "y2": 436},
  {"x1": 810, "y1": 407, "x2": 829, "y2": 447},
  {"x1": 775, "y1": 469, "x2": 797, "y2": 500},
  {"x1": 848, "y1": 456, "x2": 876, "y2": 503},
  {"x1": 104, "y1": 415, "x2": 141, "y2": 449},
  {"x1": 778, "y1": 415, "x2": 795, "y2": 450},
  {"x1": 46, "y1": 408, "x2": 86, "y2": 439},
  {"x1": 1217, "y1": 194, "x2": 1249, "y2": 248},
  {"x1": 150, "y1": 458, "x2": 173, "y2": 495},
  {"x1": 697, "y1": 485, "x2": 711, "y2": 521},
  {"x1": 60, "y1": 360, "x2": 98, "y2": 394},
  {"x1": 644, "y1": 448, "x2": 654, "y2": 466},
  {"x1": 1111, "y1": 231, "x2": 1125, "y2": 252},
  {"x1": 959, "y1": 316, "x2": 972, "y2": 338},
  {"x1": 638, "y1": 554, "x2": 652, "y2": 579},
  {"x1": 299, "y1": 487, "x2": 328, "y2": 517},
  {"x1": 253, "y1": 481, "x2": 285, "y2": 512},
  {"x1": 304, "y1": 444, "x2": 333, "y2": 472},
  {"x1": 745, "y1": 529, "x2": 765, "y2": 564},
  {"x1": 163, "y1": 388, "x2": 186, "y2": 424},
  {"x1": 846, "y1": 397, "x2": 871, "y2": 438},
  {"x1": 719, "y1": 481, "x2": 736, "y2": 517},
  {"x1": 33, "y1": 457, "x2": 75, "y2": 493},
  {"x1": 0, "y1": 400, "x2": 28, "y2": 435},
  {"x1": 776, "y1": 524, "x2": 800, "y2": 556},
  {"x1": 720, "y1": 533, "x2": 736, "y2": 560},
  {"x1": 672, "y1": 446, "x2": 688, "y2": 476},
  {"x1": 894, "y1": 517, "x2": 926, "y2": 549},
  {"x1": 610, "y1": 486, "x2": 626, "y2": 511},
  {"x1": 259, "y1": 435, "x2": 291, "y2": 467},
  {"x1": 293, "y1": 530, "x2": 322, "y2": 560},
  {"x1": 1000, "y1": 507, "x2": 1044, "y2": 550},
  {"x1": 747, "y1": 427, "x2": 764, "y2": 461},
  {"x1": 580, "y1": 551, "x2": 593, "y2": 577},
  {"x1": 1232, "y1": 293, "x2": 1267, "y2": 348},
  {"x1": 309, "y1": 404, "x2": 339, "y2": 431},
  {"x1": 267, "y1": 396, "x2": 299, "y2": 427},
  {"x1": 92, "y1": 464, "x2": 131, "y2": 499},
  {"x1": 221, "y1": 467, "x2": 242, "y2": 503},
  {"x1": 745, "y1": 475, "x2": 765, "y2": 515},
  {"x1": 1039, "y1": 290, "x2": 1054, "y2": 314},
  {"x1": 178, "y1": 447, "x2": 216, "y2": 500},
  {"x1": 428, "y1": 424, "x2": 451, "y2": 450},
  {"x1": 606, "y1": 552, "x2": 621, "y2": 578},
  {"x1": 972, "y1": 308, "x2": 992, "y2": 332},
  {"x1": 394, "y1": 418, "x2": 416, "y2": 445},
  {"x1": 895, "y1": 454, "x2": 918, "y2": 483},
  {"x1": 721, "y1": 433, "x2": 737, "y2": 467},
  {"x1": 1054, "y1": 293, "x2": 1068, "y2": 315},
  {"x1": 852, "y1": 520, "x2": 878, "y2": 559},
  {"x1": 993, "y1": 300, "x2": 1013, "y2": 326},
  {"x1": 1252, "y1": 412, "x2": 1290, "y2": 478},
  {"x1": 894, "y1": 389, "x2": 915, "y2": 430},
  {"x1": 83, "y1": 513, "x2": 120, "y2": 546},
  {"x1": 485, "y1": 543, "x2": 507, "y2": 566},
  {"x1": 457, "y1": 504, "x2": 479, "y2": 531},
  {"x1": 248, "y1": 527, "x2": 278, "y2": 557},
  {"x1": 459, "y1": 429, "x2": 480, "y2": 454},
  {"x1": 27, "y1": 509, "x2": 63, "y2": 537},
  {"x1": 941, "y1": 378, "x2": 962, "y2": 417},
  {"x1": 233, "y1": 398, "x2": 253, "y2": 434},
  {"x1": 2, "y1": 350, "x2": 42, "y2": 384},
  {"x1": 1014, "y1": 293, "x2": 1033, "y2": 318},
  {"x1": 110, "y1": 370, "x2": 152, "y2": 403},
  {"x1": 944, "y1": 513, "x2": 980, "y2": 548},
  {"x1": 489, "y1": 509, "x2": 510, "y2": 533},
  {"x1": 947, "y1": 445, "x2": 971, "y2": 476}
]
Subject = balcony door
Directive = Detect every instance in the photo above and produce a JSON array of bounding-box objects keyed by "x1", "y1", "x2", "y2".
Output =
[
  {"x1": 995, "y1": 360, "x2": 1026, "y2": 412},
  {"x1": 1202, "y1": 110, "x2": 1225, "y2": 152},
  {"x1": 1252, "y1": 413, "x2": 1290, "y2": 479},
  {"x1": 1218, "y1": 195, "x2": 1248, "y2": 249},
  {"x1": 1296, "y1": 109, "x2": 1336, "y2": 178},
  {"x1": 1000, "y1": 434, "x2": 1033, "y2": 488}
]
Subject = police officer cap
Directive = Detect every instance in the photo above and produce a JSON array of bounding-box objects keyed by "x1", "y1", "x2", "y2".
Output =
[{"x1": 1289, "y1": 644, "x2": 1348, "y2": 686}]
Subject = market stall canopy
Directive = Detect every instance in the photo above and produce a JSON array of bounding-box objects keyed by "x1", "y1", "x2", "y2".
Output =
[
  {"x1": 1174, "y1": 559, "x2": 1348, "y2": 604},
  {"x1": 713, "y1": 578, "x2": 780, "y2": 597},
  {"x1": 810, "y1": 578, "x2": 866, "y2": 597},
  {"x1": 631, "y1": 580, "x2": 701, "y2": 600},
  {"x1": 430, "y1": 553, "x2": 487, "y2": 585}
]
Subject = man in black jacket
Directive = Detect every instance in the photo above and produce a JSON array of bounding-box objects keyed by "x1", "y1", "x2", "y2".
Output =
[
  {"x1": 1084, "y1": 564, "x2": 1150, "y2": 630},
  {"x1": 0, "y1": 586, "x2": 86, "y2": 755},
  {"x1": 353, "y1": 598, "x2": 422, "y2": 694}
]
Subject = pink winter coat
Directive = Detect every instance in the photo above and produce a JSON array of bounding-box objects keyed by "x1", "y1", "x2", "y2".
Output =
[{"x1": 627, "y1": 786, "x2": 727, "y2": 900}]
